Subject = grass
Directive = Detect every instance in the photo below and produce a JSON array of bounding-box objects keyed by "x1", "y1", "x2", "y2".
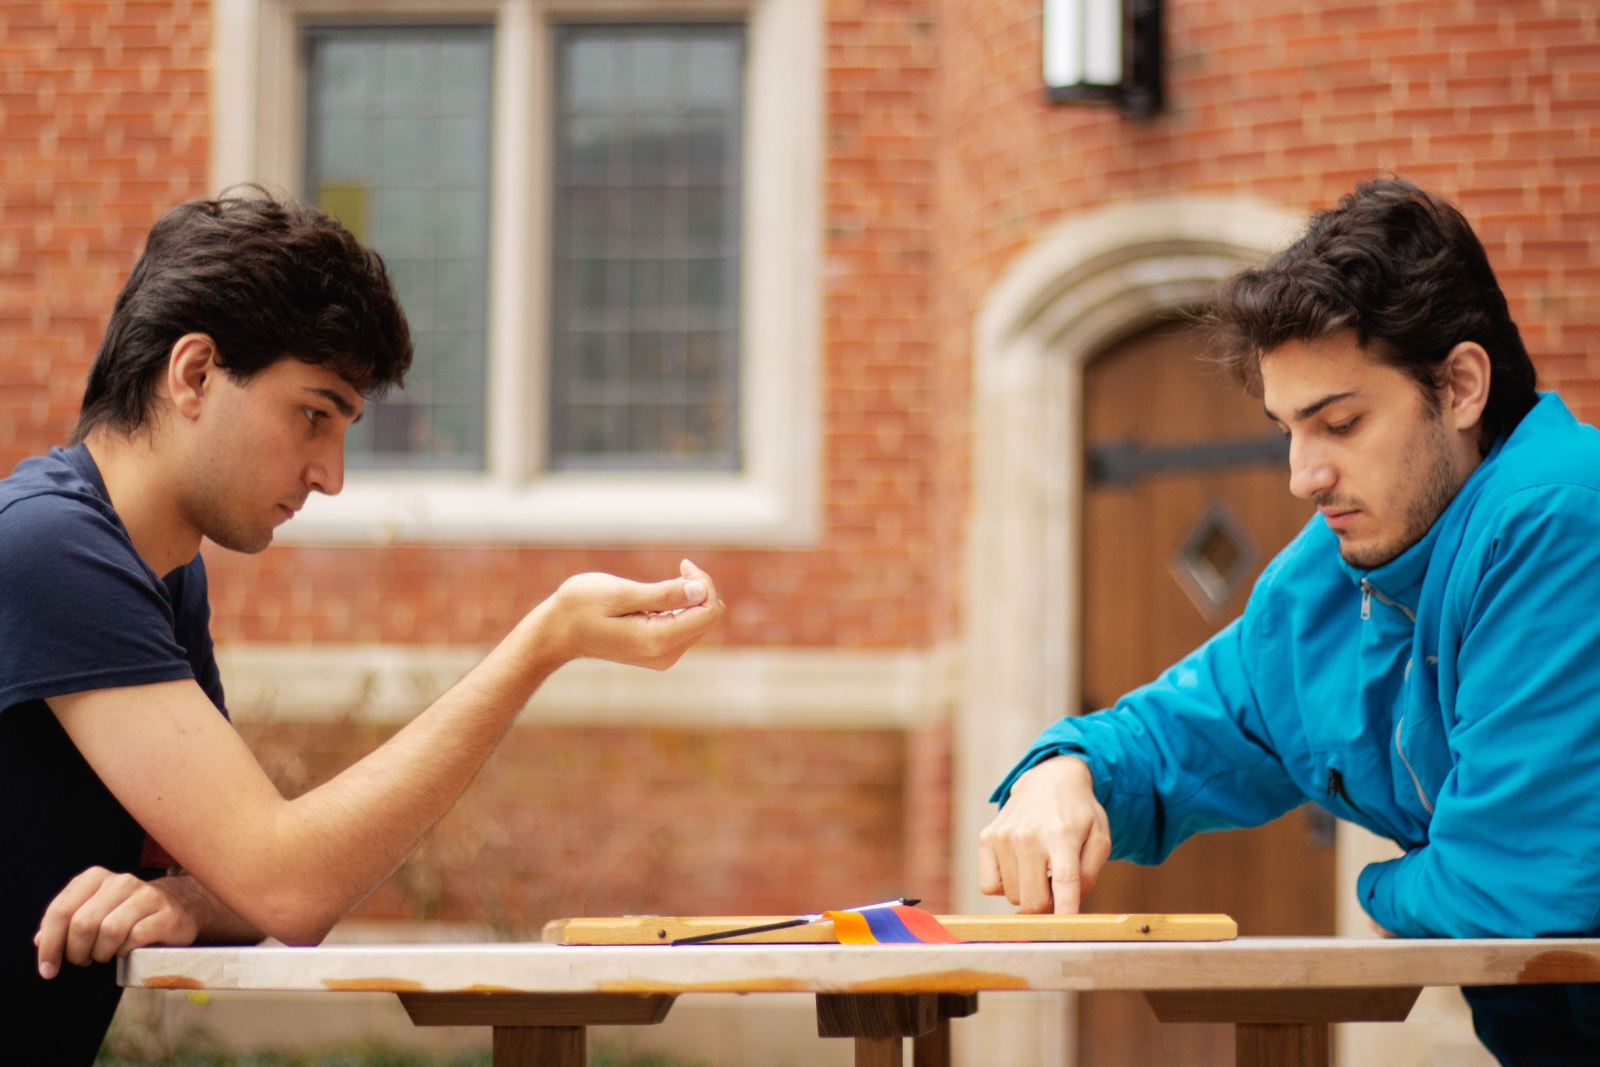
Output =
[
  {"x1": 96, "y1": 1047, "x2": 702, "y2": 1067},
  {"x1": 98, "y1": 1052, "x2": 490, "y2": 1067}
]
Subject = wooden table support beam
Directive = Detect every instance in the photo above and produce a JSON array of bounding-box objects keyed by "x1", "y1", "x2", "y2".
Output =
[
  {"x1": 401, "y1": 992, "x2": 676, "y2": 1067},
  {"x1": 1144, "y1": 986, "x2": 1421, "y2": 1067},
  {"x1": 817, "y1": 992, "x2": 939, "y2": 1039},
  {"x1": 818, "y1": 992, "x2": 942, "y2": 1067}
]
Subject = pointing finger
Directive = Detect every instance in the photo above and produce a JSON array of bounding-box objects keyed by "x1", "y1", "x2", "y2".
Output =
[
  {"x1": 978, "y1": 835, "x2": 1004, "y2": 896},
  {"x1": 1049, "y1": 847, "x2": 1082, "y2": 916}
]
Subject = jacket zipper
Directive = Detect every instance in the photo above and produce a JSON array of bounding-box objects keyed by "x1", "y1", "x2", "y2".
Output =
[
  {"x1": 1359, "y1": 578, "x2": 1416, "y2": 623},
  {"x1": 1393, "y1": 717, "x2": 1436, "y2": 814},
  {"x1": 1326, "y1": 768, "x2": 1368, "y2": 819},
  {"x1": 1358, "y1": 579, "x2": 1435, "y2": 815}
]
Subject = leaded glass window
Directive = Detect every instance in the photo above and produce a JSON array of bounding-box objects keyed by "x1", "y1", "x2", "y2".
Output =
[
  {"x1": 549, "y1": 24, "x2": 744, "y2": 471},
  {"x1": 303, "y1": 24, "x2": 493, "y2": 470}
]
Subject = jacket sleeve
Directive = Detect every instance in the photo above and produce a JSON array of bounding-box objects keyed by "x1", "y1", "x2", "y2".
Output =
[
  {"x1": 990, "y1": 608, "x2": 1307, "y2": 866},
  {"x1": 1359, "y1": 486, "x2": 1600, "y2": 938}
]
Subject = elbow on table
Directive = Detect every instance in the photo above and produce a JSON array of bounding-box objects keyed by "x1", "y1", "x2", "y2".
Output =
[
  {"x1": 265, "y1": 917, "x2": 337, "y2": 947},
  {"x1": 1388, "y1": 894, "x2": 1598, "y2": 942},
  {"x1": 231, "y1": 820, "x2": 355, "y2": 945},
  {"x1": 246, "y1": 888, "x2": 345, "y2": 947}
]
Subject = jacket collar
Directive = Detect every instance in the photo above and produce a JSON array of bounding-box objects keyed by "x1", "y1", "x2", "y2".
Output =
[{"x1": 1329, "y1": 396, "x2": 1550, "y2": 605}]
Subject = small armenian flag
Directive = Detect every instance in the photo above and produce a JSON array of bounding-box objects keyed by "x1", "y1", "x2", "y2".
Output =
[
  {"x1": 671, "y1": 898, "x2": 963, "y2": 945},
  {"x1": 824, "y1": 904, "x2": 963, "y2": 944}
]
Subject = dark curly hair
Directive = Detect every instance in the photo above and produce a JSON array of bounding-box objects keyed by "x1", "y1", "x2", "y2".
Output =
[
  {"x1": 1205, "y1": 177, "x2": 1537, "y2": 452},
  {"x1": 73, "y1": 189, "x2": 412, "y2": 443}
]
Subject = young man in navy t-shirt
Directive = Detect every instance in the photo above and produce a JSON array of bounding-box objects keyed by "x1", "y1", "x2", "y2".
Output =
[{"x1": 0, "y1": 195, "x2": 725, "y2": 1064}]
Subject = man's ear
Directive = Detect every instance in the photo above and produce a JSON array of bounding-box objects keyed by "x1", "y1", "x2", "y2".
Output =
[
  {"x1": 166, "y1": 334, "x2": 220, "y2": 421},
  {"x1": 1442, "y1": 341, "x2": 1491, "y2": 435}
]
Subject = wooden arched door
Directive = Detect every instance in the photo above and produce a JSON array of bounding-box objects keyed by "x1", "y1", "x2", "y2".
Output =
[{"x1": 1076, "y1": 318, "x2": 1336, "y2": 1067}]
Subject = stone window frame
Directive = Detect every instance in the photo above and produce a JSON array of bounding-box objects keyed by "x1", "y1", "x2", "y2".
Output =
[{"x1": 210, "y1": 0, "x2": 821, "y2": 545}]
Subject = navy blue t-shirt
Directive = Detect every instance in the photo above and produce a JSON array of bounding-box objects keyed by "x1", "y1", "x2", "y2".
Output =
[{"x1": 0, "y1": 444, "x2": 227, "y2": 1065}]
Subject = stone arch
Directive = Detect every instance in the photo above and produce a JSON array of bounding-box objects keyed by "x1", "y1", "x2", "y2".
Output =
[{"x1": 953, "y1": 196, "x2": 1306, "y2": 918}]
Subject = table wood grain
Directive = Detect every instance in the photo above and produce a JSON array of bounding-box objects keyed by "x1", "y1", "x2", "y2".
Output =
[
  {"x1": 121, "y1": 936, "x2": 1600, "y2": 994},
  {"x1": 121, "y1": 939, "x2": 1600, "y2": 1067}
]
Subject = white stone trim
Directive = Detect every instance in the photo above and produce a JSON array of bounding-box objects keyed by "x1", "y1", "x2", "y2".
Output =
[
  {"x1": 955, "y1": 196, "x2": 1308, "y2": 1067},
  {"x1": 209, "y1": 0, "x2": 822, "y2": 547},
  {"x1": 220, "y1": 642, "x2": 961, "y2": 727},
  {"x1": 956, "y1": 195, "x2": 1305, "y2": 910}
]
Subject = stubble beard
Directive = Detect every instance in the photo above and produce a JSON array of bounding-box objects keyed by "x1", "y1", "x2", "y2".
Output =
[
  {"x1": 1334, "y1": 413, "x2": 1462, "y2": 569},
  {"x1": 180, "y1": 463, "x2": 276, "y2": 556}
]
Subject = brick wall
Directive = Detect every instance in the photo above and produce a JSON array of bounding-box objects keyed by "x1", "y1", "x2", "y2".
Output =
[
  {"x1": 903, "y1": 718, "x2": 953, "y2": 912},
  {"x1": 930, "y1": 0, "x2": 1600, "y2": 639},
  {"x1": 0, "y1": 0, "x2": 209, "y2": 475},
  {"x1": 248, "y1": 721, "x2": 922, "y2": 928}
]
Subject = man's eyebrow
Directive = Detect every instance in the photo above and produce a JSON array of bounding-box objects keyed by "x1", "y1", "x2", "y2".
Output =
[
  {"x1": 307, "y1": 387, "x2": 361, "y2": 422},
  {"x1": 1263, "y1": 390, "x2": 1359, "y2": 424}
]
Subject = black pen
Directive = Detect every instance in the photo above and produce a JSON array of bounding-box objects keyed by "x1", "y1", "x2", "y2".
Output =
[{"x1": 671, "y1": 898, "x2": 922, "y2": 946}]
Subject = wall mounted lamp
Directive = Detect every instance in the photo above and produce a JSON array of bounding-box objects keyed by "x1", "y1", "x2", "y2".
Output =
[{"x1": 1043, "y1": 0, "x2": 1163, "y2": 119}]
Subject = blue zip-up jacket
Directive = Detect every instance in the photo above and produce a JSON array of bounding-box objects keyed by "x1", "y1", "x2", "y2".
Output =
[{"x1": 993, "y1": 393, "x2": 1600, "y2": 1059}]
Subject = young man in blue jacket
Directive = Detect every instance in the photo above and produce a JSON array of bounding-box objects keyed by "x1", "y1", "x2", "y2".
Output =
[{"x1": 979, "y1": 177, "x2": 1600, "y2": 1064}]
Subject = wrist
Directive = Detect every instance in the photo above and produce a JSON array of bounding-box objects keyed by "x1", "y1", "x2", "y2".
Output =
[
  {"x1": 517, "y1": 597, "x2": 576, "y2": 675},
  {"x1": 1024, "y1": 753, "x2": 1094, "y2": 791},
  {"x1": 1056, "y1": 753, "x2": 1094, "y2": 783},
  {"x1": 159, "y1": 874, "x2": 213, "y2": 933}
]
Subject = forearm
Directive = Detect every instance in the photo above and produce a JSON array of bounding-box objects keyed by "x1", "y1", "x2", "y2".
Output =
[
  {"x1": 1360, "y1": 830, "x2": 1600, "y2": 940},
  {"x1": 994, "y1": 623, "x2": 1302, "y2": 866},
  {"x1": 257, "y1": 606, "x2": 566, "y2": 940},
  {"x1": 54, "y1": 565, "x2": 719, "y2": 948}
]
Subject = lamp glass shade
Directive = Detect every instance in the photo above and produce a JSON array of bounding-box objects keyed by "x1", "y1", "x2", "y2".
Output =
[{"x1": 1043, "y1": 0, "x2": 1123, "y2": 90}]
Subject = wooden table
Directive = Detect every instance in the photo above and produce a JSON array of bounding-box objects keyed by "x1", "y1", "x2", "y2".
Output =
[{"x1": 121, "y1": 937, "x2": 1600, "y2": 1067}]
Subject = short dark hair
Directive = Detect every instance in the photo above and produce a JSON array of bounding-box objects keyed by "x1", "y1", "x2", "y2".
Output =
[
  {"x1": 1205, "y1": 177, "x2": 1537, "y2": 451},
  {"x1": 73, "y1": 190, "x2": 412, "y2": 443}
]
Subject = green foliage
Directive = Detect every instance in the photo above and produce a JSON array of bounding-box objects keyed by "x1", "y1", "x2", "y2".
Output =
[
  {"x1": 96, "y1": 1045, "x2": 704, "y2": 1067},
  {"x1": 96, "y1": 1049, "x2": 491, "y2": 1067}
]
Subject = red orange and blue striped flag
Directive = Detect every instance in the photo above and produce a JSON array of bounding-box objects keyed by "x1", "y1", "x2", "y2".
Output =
[
  {"x1": 668, "y1": 898, "x2": 961, "y2": 945},
  {"x1": 824, "y1": 904, "x2": 963, "y2": 944}
]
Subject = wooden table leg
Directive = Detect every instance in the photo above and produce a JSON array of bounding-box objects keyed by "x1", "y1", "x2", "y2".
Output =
[
  {"x1": 400, "y1": 992, "x2": 675, "y2": 1067},
  {"x1": 853, "y1": 1035, "x2": 901, "y2": 1067},
  {"x1": 1234, "y1": 1023, "x2": 1327, "y2": 1067},
  {"x1": 911, "y1": 993, "x2": 979, "y2": 1067},
  {"x1": 911, "y1": 1017, "x2": 949, "y2": 1067},
  {"x1": 818, "y1": 992, "x2": 940, "y2": 1067},
  {"x1": 1144, "y1": 987, "x2": 1420, "y2": 1067},
  {"x1": 493, "y1": 1025, "x2": 584, "y2": 1067}
]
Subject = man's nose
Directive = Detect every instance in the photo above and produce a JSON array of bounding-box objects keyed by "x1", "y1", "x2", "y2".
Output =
[
  {"x1": 306, "y1": 437, "x2": 346, "y2": 497},
  {"x1": 1288, "y1": 440, "x2": 1336, "y2": 500}
]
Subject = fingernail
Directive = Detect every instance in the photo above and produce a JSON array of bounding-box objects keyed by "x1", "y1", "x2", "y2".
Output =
[
  {"x1": 684, "y1": 580, "x2": 707, "y2": 603},
  {"x1": 39, "y1": 962, "x2": 56, "y2": 980}
]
